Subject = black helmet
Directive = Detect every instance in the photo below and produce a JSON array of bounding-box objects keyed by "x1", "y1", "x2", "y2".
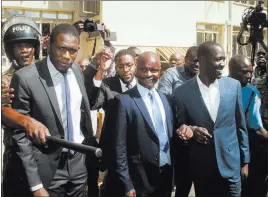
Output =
[{"x1": 2, "y1": 15, "x2": 41, "y2": 62}]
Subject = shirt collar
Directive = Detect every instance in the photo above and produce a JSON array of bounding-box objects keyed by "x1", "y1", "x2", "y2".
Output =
[
  {"x1": 47, "y1": 56, "x2": 72, "y2": 77},
  {"x1": 197, "y1": 75, "x2": 219, "y2": 88},
  {"x1": 119, "y1": 77, "x2": 137, "y2": 88},
  {"x1": 137, "y1": 82, "x2": 156, "y2": 97}
]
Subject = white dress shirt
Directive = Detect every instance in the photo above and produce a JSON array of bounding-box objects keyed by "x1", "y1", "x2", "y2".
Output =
[
  {"x1": 136, "y1": 83, "x2": 171, "y2": 165},
  {"x1": 47, "y1": 56, "x2": 84, "y2": 143},
  {"x1": 197, "y1": 76, "x2": 220, "y2": 122},
  {"x1": 93, "y1": 77, "x2": 137, "y2": 92}
]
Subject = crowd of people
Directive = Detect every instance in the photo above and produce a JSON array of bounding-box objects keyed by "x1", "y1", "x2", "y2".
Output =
[{"x1": 1, "y1": 15, "x2": 267, "y2": 197}]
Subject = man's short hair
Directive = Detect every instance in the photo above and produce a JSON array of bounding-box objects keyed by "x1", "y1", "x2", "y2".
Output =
[
  {"x1": 185, "y1": 46, "x2": 198, "y2": 60},
  {"x1": 114, "y1": 49, "x2": 136, "y2": 63},
  {"x1": 197, "y1": 41, "x2": 222, "y2": 58},
  {"x1": 127, "y1": 46, "x2": 140, "y2": 53},
  {"x1": 50, "y1": 23, "x2": 80, "y2": 44}
]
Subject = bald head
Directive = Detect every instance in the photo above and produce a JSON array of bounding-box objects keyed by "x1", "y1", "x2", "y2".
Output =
[
  {"x1": 137, "y1": 51, "x2": 161, "y2": 66},
  {"x1": 229, "y1": 55, "x2": 251, "y2": 75},
  {"x1": 169, "y1": 52, "x2": 184, "y2": 66},
  {"x1": 229, "y1": 55, "x2": 252, "y2": 86},
  {"x1": 136, "y1": 51, "x2": 161, "y2": 89}
]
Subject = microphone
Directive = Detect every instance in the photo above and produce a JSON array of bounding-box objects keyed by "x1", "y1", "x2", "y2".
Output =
[{"x1": 46, "y1": 136, "x2": 102, "y2": 158}]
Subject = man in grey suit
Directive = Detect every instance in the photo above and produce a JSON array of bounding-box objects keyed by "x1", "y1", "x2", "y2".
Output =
[
  {"x1": 174, "y1": 41, "x2": 250, "y2": 197},
  {"x1": 4, "y1": 24, "x2": 96, "y2": 197}
]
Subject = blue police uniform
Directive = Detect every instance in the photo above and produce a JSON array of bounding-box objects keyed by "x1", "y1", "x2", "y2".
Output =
[
  {"x1": 242, "y1": 84, "x2": 263, "y2": 130},
  {"x1": 241, "y1": 85, "x2": 268, "y2": 197}
]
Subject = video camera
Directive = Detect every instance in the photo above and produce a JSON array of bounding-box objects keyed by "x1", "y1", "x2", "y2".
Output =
[{"x1": 237, "y1": 1, "x2": 268, "y2": 66}]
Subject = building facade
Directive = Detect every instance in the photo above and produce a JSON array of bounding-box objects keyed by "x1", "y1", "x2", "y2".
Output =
[
  {"x1": 2, "y1": 1, "x2": 268, "y2": 74},
  {"x1": 1, "y1": 0, "x2": 102, "y2": 70},
  {"x1": 101, "y1": 1, "x2": 267, "y2": 74}
]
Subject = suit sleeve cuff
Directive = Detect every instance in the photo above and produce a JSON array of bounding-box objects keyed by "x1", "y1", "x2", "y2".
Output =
[
  {"x1": 243, "y1": 156, "x2": 250, "y2": 165},
  {"x1": 93, "y1": 77, "x2": 102, "y2": 87},
  {"x1": 30, "y1": 184, "x2": 43, "y2": 192},
  {"x1": 124, "y1": 181, "x2": 134, "y2": 194}
]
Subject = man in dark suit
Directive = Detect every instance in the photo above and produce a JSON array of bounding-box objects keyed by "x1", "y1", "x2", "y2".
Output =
[
  {"x1": 84, "y1": 49, "x2": 137, "y2": 196},
  {"x1": 174, "y1": 41, "x2": 250, "y2": 197},
  {"x1": 4, "y1": 24, "x2": 96, "y2": 197},
  {"x1": 87, "y1": 48, "x2": 137, "y2": 109},
  {"x1": 107, "y1": 52, "x2": 192, "y2": 197}
]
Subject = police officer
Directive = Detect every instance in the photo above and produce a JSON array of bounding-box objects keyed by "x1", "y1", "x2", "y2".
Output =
[
  {"x1": 1, "y1": 16, "x2": 50, "y2": 149},
  {"x1": 2, "y1": 15, "x2": 41, "y2": 86},
  {"x1": 229, "y1": 55, "x2": 268, "y2": 197}
]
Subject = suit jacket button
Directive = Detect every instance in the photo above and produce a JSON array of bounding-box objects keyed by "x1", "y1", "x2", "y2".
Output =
[{"x1": 154, "y1": 157, "x2": 158, "y2": 161}]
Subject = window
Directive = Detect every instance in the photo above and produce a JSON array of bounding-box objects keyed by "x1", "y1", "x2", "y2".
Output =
[
  {"x1": 233, "y1": 1, "x2": 255, "y2": 6},
  {"x1": 196, "y1": 24, "x2": 221, "y2": 45},
  {"x1": 25, "y1": 11, "x2": 40, "y2": 18},
  {"x1": 42, "y1": 12, "x2": 57, "y2": 19},
  {"x1": 58, "y1": 13, "x2": 72, "y2": 20},
  {"x1": 233, "y1": 1, "x2": 267, "y2": 8},
  {"x1": 6, "y1": 9, "x2": 23, "y2": 17}
]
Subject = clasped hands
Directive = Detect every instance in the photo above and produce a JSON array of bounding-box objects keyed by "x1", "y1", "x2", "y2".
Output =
[{"x1": 176, "y1": 125, "x2": 212, "y2": 144}]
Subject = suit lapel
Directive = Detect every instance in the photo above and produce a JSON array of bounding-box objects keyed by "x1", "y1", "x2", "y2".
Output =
[
  {"x1": 130, "y1": 87, "x2": 158, "y2": 142},
  {"x1": 158, "y1": 91, "x2": 173, "y2": 138},
  {"x1": 192, "y1": 77, "x2": 214, "y2": 124},
  {"x1": 114, "y1": 76, "x2": 123, "y2": 93},
  {"x1": 214, "y1": 77, "x2": 225, "y2": 126},
  {"x1": 37, "y1": 58, "x2": 64, "y2": 129}
]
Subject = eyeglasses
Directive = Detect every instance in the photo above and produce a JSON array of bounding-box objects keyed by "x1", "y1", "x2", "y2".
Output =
[{"x1": 117, "y1": 63, "x2": 135, "y2": 71}]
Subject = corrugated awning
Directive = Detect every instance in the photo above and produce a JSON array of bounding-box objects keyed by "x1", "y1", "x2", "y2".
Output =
[{"x1": 156, "y1": 46, "x2": 189, "y2": 62}]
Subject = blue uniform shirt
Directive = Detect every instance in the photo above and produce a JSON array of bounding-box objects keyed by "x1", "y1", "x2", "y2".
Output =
[{"x1": 242, "y1": 84, "x2": 263, "y2": 130}]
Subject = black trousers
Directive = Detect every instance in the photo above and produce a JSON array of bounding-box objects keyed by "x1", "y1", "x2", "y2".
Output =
[
  {"x1": 48, "y1": 152, "x2": 88, "y2": 197},
  {"x1": 136, "y1": 164, "x2": 173, "y2": 197},
  {"x1": 242, "y1": 142, "x2": 268, "y2": 197},
  {"x1": 193, "y1": 166, "x2": 241, "y2": 197},
  {"x1": 100, "y1": 170, "x2": 124, "y2": 196},
  {"x1": 174, "y1": 143, "x2": 192, "y2": 197}
]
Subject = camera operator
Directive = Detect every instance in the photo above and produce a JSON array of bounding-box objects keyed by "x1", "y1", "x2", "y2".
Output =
[
  {"x1": 255, "y1": 53, "x2": 268, "y2": 129},
  {"x1": 73, "y1": 19, "x2": 116, "y2": 77},
  {"x1": 252, "y1": 49, "x2": 267, "y2": 85}
]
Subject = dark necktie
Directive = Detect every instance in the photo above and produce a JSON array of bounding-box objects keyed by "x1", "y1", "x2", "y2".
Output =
[
  {"x1": 62, "y1": 73, "x2": 74, "y2": 142},
  {"x1": 126, "y1": 83, "x2": 132, "y2": 89}
]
